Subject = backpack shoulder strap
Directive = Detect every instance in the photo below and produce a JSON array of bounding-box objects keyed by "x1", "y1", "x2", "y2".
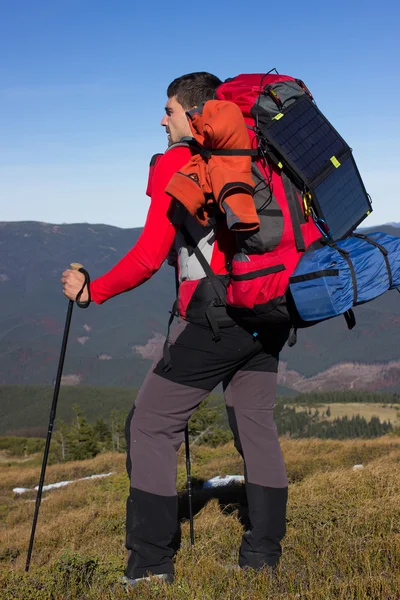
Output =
[
  {"x1": 165, "y1": 137, "x2": 201, "y2": 154},
  {"x1": 179, "y1": 225, "x2": 226, "y2": 306}
]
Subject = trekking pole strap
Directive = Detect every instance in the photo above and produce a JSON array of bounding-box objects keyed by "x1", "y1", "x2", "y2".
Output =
[{"x1": 75, "y1": 267, "x2": 91, "y2": 308}]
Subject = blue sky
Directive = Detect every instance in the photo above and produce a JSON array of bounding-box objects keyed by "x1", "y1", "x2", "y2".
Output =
[{"x1": 1, "y1": 0, "x2": 399, "y2": 228}]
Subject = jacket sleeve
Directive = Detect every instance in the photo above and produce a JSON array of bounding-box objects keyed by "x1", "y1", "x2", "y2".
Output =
[{"x1": 90, "y1": 147, "x2": 192, "y2": 304}]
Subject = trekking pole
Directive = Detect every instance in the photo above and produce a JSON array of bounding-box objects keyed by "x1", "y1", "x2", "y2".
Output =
[
  {"x1": 185, "y1": 425, "x2": 194, "y2": 545},
  {"x1": 25, "y1": 263, "x2": 87, "y2": 572},
  {"x1": 174, "y1": 265, "x2": 194, "y2": 545}
]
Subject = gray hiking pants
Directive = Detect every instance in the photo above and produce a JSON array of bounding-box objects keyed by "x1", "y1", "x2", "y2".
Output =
[{"x1": 124, "y1": 319, "x2": 289, "y2": 579}]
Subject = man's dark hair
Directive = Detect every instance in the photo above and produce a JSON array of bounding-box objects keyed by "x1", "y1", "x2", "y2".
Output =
[{"x1": 167, "y1": 72, "x2": 222, "y2": 110}]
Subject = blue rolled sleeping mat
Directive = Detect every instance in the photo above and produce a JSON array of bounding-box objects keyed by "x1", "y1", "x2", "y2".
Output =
[{"x1": 289, "y1": 232, "x2": 400, "y2": 322}]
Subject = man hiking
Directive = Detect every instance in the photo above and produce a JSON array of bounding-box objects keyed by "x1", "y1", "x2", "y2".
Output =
[{"x1": 61, "y1": 71, "x2": 290, "y2": 586}]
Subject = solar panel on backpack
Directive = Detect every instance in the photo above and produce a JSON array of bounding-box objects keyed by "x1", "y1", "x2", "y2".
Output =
[
  {"x1": 311, "y1": 155, "x2": 371, "y2": 240},
  {"x1": 260, "y1": 95, "x2": 372, "y2": 240}
]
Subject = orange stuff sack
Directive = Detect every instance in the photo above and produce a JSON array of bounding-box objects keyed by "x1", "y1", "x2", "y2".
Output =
[{"x1": 165, "y1": 100, "x2": 259, "y2": 231}]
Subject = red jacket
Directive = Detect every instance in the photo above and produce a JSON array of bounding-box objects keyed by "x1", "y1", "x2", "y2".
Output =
[{"x1": 90, "y1": 146, "x2": 234, "y2": 305}]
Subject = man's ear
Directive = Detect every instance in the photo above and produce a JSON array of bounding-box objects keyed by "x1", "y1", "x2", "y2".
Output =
[
  {"x1": 186, "y1": 105, "x2": 204, "y2": 120},
  {"x1": 185, "y1": 105, "x2": 197, "y2": 117}
]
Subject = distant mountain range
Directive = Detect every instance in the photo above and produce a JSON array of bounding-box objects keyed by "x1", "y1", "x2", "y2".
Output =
[
  {"x1": 0, "y1": 221, "x2": 399, "y2": 393},
  {"x1": 385, "y1": 222, "x2": 400, "y2": 228}
]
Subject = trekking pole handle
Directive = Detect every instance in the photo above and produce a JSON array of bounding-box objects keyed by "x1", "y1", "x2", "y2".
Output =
[{"x1": 70, "y1": 263, "x2": 91, "y2": 308}]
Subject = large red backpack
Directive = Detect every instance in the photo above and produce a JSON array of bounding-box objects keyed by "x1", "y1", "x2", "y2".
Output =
[{"x1": 213, "y1": 73, "x2": 323, "y2": 331}]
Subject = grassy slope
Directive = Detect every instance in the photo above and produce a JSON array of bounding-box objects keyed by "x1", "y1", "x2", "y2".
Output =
[{"x1": 1, "y1": 437, "x2": 400, "y2": 599}]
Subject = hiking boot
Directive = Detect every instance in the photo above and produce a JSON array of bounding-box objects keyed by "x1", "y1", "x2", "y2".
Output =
[{"x1": 120, "y1": 573, "x2": 174, "y2": 588}]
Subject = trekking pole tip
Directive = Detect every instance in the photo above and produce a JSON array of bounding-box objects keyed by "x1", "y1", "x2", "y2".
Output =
[{"x1": 70, "y1": 263, "x2": 84, "y2": 271}]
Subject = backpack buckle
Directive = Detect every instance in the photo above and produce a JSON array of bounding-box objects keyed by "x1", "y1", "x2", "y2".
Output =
[{"x1": 302, "y1": 192, "x2": 312, "y2": 218}]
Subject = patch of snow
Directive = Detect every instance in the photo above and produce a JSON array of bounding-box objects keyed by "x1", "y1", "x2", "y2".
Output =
[
  {"x1": 13, "y1": 472, "x2": 113, "y2": 495},
  {"x1": 203, "y1": 475, "x2": 245, "y2": 488},
  {"x1": 77, "y1": 336, "x2": 89, "y2": 345},
  {"x1": 61, "y1": 374, "x2": 81, "y2": 385},
  {"x1": 83, "y1": 324, "x2": 92, "y2": 332},
  {"x1": 352, "y1": 464, "x2": 364, "y2": 471},
  {"x1": 98, "y1": 353, "x2": 112, "y2": 360}
]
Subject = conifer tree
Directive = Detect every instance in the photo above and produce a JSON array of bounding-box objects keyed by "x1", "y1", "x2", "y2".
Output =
[
  {"x1": 53, "y1": 420, "x2": 72, "y2": 461},
  {"x1": 69, "y1": 405, "x2": 99, "y2": 460},
  {"x1": 188, "y1": 399, "x2": 232, "y2": 446},
  {"x1": 110, "y1": 410, "x2": 126, "y2": 453},
  {"x1": 93, "y1": 418, "x2": 112, "y2": 449}
]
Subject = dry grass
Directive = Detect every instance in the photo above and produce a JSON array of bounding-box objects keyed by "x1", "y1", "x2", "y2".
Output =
[
  {"x1": 0, "y1": 452, "x2": 38, "y2": 465},
  {"x1": 290, "y1": 402, "x2": 400, "y2": 425},
  {"x1": 1, "y1": 437, "x2": 400, "y2": 599}
]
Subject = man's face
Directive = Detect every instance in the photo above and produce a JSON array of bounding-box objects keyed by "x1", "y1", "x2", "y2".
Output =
[{"x1": 161, "y1": 96, "x2": 193, "y2": 146}]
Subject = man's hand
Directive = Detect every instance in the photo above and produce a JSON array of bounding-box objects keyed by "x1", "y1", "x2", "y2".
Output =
[{"x1": 61, "y1": 269, "x2": 89, "y2": 303}]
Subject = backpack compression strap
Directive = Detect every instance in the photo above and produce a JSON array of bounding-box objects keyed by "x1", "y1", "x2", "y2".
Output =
[
  {"x1": 281, "y1": 172, "x2": 306, "y2": 253},
  {"x1": 320, "y1": 238, "x2": 357, "y2": 331},
  {"x1": 177, "y1": 137, "x2": 260, "y2": 160},
  {"x1": 353, "y1": 233, "x2": 393, "y2": 288},
  {"x1": 199, "y1": 148, "x2": 260, "y2": 158}
]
